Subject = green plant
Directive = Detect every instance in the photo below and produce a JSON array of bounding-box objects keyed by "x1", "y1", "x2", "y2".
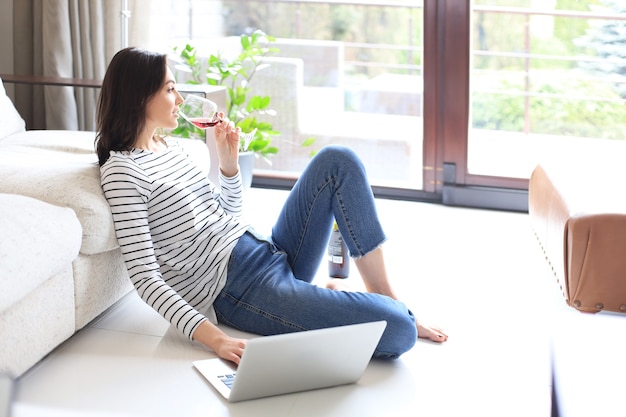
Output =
[
  {"x1": 172, "y1": 30, "x2": 280, "y2": 161},
  {"x1": 472, "y1": 70, "x2": 625, "y2": 139}
]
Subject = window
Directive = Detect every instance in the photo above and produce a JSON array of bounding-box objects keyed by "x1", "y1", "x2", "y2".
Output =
[
  {"x1": 142, "y1": 0, "x2": 427, "y2": 193},
  {"x1": 469, "y1": 0, "x2": 626, "y2": 179}
]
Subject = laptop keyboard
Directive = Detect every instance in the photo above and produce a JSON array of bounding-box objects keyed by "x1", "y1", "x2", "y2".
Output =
[{"x1": 218, "y1": 373, "x2": 236, "y2": 389}]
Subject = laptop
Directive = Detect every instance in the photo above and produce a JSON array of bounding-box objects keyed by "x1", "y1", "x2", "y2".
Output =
[{"x1": 193, "y1": 320, "x2": 387, "y2": 402}]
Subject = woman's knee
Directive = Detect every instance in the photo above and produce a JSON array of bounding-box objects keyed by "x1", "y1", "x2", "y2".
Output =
[{"x1": 314, "y1": 145, "x2": 364, "y2": 173}]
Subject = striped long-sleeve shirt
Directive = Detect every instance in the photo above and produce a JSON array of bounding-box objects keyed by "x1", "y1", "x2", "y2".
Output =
[{"x1": 100, "y1": 139, "x2": 250, "y2": 340}]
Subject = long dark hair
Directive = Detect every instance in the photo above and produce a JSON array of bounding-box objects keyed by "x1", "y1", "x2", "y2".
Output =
[{"x1": 95, "y1": 47, "x2": 168, "y2": 166}]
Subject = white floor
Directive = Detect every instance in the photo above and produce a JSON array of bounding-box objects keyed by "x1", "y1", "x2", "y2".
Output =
[{"x1": 10, "y1": 188, "x2": 624, "y2": 416}]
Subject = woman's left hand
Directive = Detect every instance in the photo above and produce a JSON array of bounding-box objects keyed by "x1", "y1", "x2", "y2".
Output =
[{"x1": 214, "y1": 112, "x2": 241, "y2": 177}]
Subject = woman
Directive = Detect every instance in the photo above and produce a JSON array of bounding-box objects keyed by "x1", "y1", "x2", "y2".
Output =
[{"x1": 97, "y1": 47, "x2": 447, "y2": 365}]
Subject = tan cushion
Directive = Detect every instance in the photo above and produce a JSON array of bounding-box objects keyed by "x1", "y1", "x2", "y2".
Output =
[{"x1": 529, "y1": 163, "x2": 626, "y2": 313}]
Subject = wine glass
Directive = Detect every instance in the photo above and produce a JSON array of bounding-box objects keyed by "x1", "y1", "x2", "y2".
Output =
[
  {"x1": 178, "y1": 94, "x2": 257, "y2": 148},
  {"x1": 178, "y1": 94, "x2": 220, "y2": 129}
]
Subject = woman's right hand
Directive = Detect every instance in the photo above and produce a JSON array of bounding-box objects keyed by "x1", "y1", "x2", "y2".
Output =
[
  {"x1": 193, "y1": 320, "x2": 247, "y2": 365},
  {"x1": 214, "y1": 113, "x2": 241, "y2": 178}
]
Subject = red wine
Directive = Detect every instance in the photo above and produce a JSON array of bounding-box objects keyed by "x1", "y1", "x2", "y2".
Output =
[{"x1": 189, "y1": 117, "x2": 219, "y2": 129}]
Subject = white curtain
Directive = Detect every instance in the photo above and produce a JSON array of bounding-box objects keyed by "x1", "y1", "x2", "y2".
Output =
[{"x1": 13, "y1": 0, "x2": 154, "y2": 130}]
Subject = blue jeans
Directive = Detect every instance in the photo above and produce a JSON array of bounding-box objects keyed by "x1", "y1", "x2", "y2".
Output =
[{"x1": 213, "y1": 146, "x2": 417, "y2": 359}]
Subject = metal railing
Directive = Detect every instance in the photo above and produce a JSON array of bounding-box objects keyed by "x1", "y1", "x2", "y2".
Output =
[
  {"x1": 223, "y1": 0, "x2": 424, "y2": 75},
  {"x1": 473, "y1": 4, "x2": 626, "y2": 135},
  {"x1": 225, "y1": 1, "x2": 625, "y2": 99}
]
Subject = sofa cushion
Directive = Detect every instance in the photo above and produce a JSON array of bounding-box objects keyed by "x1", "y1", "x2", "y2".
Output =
[
  {"x1": 0, "y1": 193, "x2": 81, "y2": 311},
  {"x1": 0, "y1": 77, "x2": 26, "y2": 140},
  {"x1": 0, "y1": 130, "x2": 118, "y2": 255},
  {"x1": 0, "y1": 131, "x2": 212, "y2": 255},
  {"x1": 529, "y1": 161, "x2": 626, "y2": 314}
]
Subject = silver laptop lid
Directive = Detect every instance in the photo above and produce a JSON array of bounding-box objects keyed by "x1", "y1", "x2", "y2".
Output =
[{"x1": 228, "y1": 320, "x2": 387, "y2": 402}]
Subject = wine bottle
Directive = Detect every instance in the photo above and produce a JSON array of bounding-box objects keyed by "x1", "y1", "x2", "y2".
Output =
[{"x1": 328, "y1": 220, "x2": 349, "y2": 278}]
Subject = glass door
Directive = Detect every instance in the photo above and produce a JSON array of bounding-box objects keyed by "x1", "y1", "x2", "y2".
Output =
[
  {"x1": 144, "y1": 0, "x2": 626, "y2": 209},
  {"x1": 427, "y1": 0, "x2": 626, "y2": 211}
]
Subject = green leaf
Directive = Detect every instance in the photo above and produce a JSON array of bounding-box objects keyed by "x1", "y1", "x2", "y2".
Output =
[
  {"x1": 232, "y1": 90, "x2": 247, "y2": 106},
  {"x1": 301, "y1": 137, "x2": 316, "y2": 147},
  {"x1": 262, "y1": 146, "x2": 279, "y2": 155},
  {"x1": 240, "y1": 34, "x2": 251, "y2": 50},
  {"x1": 248, "y1": 137, "x2": 270, "y2": 151}
]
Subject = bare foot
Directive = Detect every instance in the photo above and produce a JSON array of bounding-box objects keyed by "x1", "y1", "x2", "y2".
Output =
[
  {"x1": 416, "y1": 321, "x2": 448, "y2": 343},
  {"x1": 326, "y1": 278, "x2": 354, "y2": 292},
  {"x1": 326, "y1": 280, "x2": 448, "y2": 343}
]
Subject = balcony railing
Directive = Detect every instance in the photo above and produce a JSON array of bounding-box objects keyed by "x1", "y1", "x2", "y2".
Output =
[
  {"x1": 472, "y1": 5, "x2": 626, "y2": 136},
  {"x1": 218, "y1": 1, "x2": 625, "y2": 138}
]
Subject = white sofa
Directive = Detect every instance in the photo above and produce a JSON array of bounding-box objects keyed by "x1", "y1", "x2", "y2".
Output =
[
  {"x1": 0, "y1": 77, "x2": 133, "y2": 378},
  {"x1": 0, "y1": 77, "x2": 217, "y2": 377},
  {"x1": 0, "y1": 193, "x2": 83, "y2": 378}
]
